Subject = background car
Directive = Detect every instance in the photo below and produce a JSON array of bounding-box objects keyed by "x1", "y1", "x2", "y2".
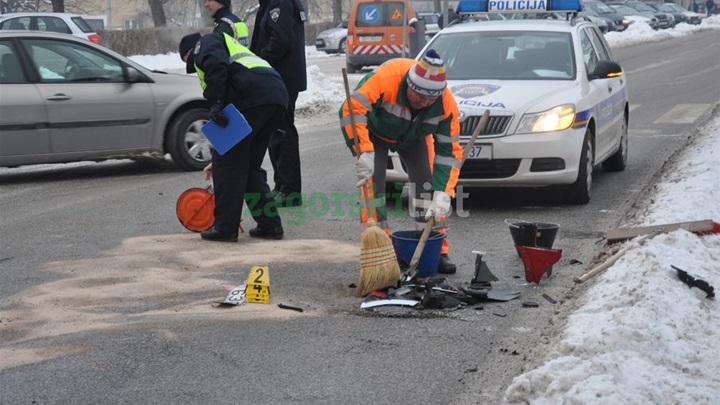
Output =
[
  {"x1": 644, "y1": 2, "x2": 684, "y2": 25},
  {"x1": 0, "y1": 31, "x2": 211, "y2": 170},
  {"x1": 609, "y1": 4, "x2": 660, "y2": 29},
  {"x1": 417, "y1": 12, "x2": 441, "y2": 40},
  {"x1": 505, "y1": 12, "x2": 609, "y2": 33},
  {"x1": 607, "y1": 1, "x2": 675, "y2": 29},
  {"x1": 657, "y1": 2, "x2": 704, "y2": 24},
  {"x1": 315, "y1": 19, "x2": 348, "y2": 54},
  {"x1": 0, "y1": 12, "x2": 101, "y2": 44},
  {"x1": 387, "y1": 16, "x2": 629, "y2": 204},
  {"x1": 583, "y1": 0, "x2": 631, "y2": 31}
]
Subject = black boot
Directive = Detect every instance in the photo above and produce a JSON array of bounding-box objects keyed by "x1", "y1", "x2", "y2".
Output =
[
  {"x1": 248, "y1": 226, "x2": 284, "y2": 240},
  {"x1": 438, "y1": 254, "x2": 457, "y2": 274},
  {"x1": 201, "y1": 227, "x2": 238, "y2": 242}
]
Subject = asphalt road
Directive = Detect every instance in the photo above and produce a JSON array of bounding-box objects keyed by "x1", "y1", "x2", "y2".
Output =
[{"x1": 0, "y1": 30, "x2": 718, "y2": 404}]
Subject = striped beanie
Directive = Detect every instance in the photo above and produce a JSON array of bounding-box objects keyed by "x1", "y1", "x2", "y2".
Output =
[{"x1": 407, "y1": 49, "x2": 447, "y2": 97}]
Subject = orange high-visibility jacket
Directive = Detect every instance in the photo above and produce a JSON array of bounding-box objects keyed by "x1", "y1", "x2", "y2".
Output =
[{"x1": 339, "y1": 58, "x2": 463, "y2": 195}]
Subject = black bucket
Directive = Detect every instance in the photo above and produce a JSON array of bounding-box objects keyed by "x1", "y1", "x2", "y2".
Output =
[{"x1": 505, "y1": 219, "x2": 560, "y2": 255}]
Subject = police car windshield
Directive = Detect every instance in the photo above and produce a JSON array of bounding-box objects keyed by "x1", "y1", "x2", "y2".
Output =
[{"x1": 429, "y1": 31, "x2": 575, "y2": 80}]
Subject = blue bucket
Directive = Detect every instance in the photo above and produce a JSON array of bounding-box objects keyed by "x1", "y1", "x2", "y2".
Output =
[{"x1": 391, "y1": 230, "x2": 445, "y2": 278}]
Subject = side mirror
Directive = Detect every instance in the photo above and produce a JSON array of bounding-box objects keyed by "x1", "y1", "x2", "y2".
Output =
[
  {"x1": 589, "y1": 60, "x2": 623, "y2": 80},
  {"x1": 408, "y1": 17, "x2": 418, "y2": 27},
  {"x1": 125, "y1": 66, "x2": 141, "y2": 82}
]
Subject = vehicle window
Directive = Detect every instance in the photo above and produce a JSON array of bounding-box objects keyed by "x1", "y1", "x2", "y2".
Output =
[
  {"x1": 354, "y1": 2, "x2": 408, "y2": 27},
  {"x1": 587, "y1": 27, "x2": 612, "y2": 61},
  {"x1": 429, "y1": 31, "x2": 574, "y2": 80},
  {"x1": 629, "y1": 2, "x2": 656, "y2": 12},
  {"x1": 71, "y1": 17, "x2": 95, "y2": 33},
  {"x1": 0, "y1": 17, "x2": 31, "y2": 31},
  {"x1": 36, "y1": 16, "x2": 72, "y2": 34},
  {"x1": 21, "y1": 38, "x2": 124, "y2": 82},
  {"x1": 0, "y1": 41, "x2": 25, "y2": 83},
  {"x1": 579, "y1": 30, "x2": 599, "y2": 73}
]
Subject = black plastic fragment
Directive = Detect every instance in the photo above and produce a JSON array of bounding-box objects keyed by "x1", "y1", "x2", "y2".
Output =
[
  {"x1": 541, "y1": 293, "x2": 557, "y2": 304},
  {"x1": 672, "y1": 265, "x2": 715, "y2": 298},
  {"x1": 278, "y1": 303, "x2": 304, "y2": 312},
  {"x1": 522, "y1": 301, "x2": 539, "y2": 308}
]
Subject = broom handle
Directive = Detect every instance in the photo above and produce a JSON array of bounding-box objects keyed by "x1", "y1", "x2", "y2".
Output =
[
  {"x1": 341, "y1": 68, "x2": 372, "y2": 213},
  {"x1": 405, "y1": 109, "x2": 491, "y2": 279}
]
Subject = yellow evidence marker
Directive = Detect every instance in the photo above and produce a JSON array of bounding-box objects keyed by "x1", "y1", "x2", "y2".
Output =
[{"x1": 245, "y1": 266, "x2": 270, "y2": 303}]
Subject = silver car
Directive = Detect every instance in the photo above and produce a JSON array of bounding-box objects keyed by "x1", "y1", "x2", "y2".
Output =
[
  {"x1": 0, "y1": 31, "x2": 212, "y2": 170},
  {"x1": 315, "y1": 20, "x2": 348, "y2": 54}
]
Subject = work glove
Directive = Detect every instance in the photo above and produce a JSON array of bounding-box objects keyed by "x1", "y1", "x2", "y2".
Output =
[
  {"x1": 425, "y1": 191, "x2": 451, "y2": 222},
  {"x1": 209, "y1": 103, "x2": 229, "y2": 128},
  {"x1": 354, "y1": 151, "x2": 375, "y2": 187}
]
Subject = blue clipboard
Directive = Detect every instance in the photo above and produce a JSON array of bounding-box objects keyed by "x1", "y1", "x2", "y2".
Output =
[{"x1": 201, "y1": 104, "x2": 252, "y2": 155}]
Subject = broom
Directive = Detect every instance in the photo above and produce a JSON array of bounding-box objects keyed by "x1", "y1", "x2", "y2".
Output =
[{"x1": 342, "y1": 68, "x2": 401, "y2": 297}]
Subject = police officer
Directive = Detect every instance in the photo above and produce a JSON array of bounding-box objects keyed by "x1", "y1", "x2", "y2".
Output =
[
  {"x1": 205, "y1": 0, "x2": 250, "y2": 46},
  {"x1": 178, "y1": 32, "x2": 287, "y2": 242},
  {"x1": 250, "y1": 0, "x2": 307, "y2": 207}
]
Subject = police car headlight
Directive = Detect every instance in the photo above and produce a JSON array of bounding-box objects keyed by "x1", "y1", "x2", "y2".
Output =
[{"x1": 517, "y1": 105, "x2": 576, "y2": 134}]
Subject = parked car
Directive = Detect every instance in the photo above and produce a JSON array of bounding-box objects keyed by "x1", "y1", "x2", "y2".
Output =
[
  {"x1": 583, "y1": 0, "x2": 631, "y2": 31},
  {"x1": 644, "y1": 2, "x2": 685, "y2": 25},
  {"x1": 505, "y1": 12, "x2": 609, "y2": 33},
  {"x1": 417, "y1": 12, "x2": 441, "y2": 40},
  {"x1": 0, "y1": 12, "x2": 101, "y2": 44},
  {"x1": 609, "y1": 4, "x2": 660, "y2": 29},
  {"x1": 657, "y1": 3, "x2": 704, "y2": 25},
  {"x1": 607, "y1": 1, "x2": 674, "y2": 29},
  {"x1": 315, "y1": 20, "x2": 348, "y2": 54},
  {"x1": 0, "y1": 31, "x2": 212, "y2": 170},
  {"x1": 386, "y1": 0, "x2": 629, "y2": 204}
]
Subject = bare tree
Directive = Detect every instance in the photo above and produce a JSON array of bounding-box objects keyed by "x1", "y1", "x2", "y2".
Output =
[
  {"x1": 148, "y1": 0, "x2": 167, "y2": 27},
  {"x1": 332, "y1": 0, "x2": 342, "y2": 24},
  {"x1": 51, "y1": 0, "x2": 64, "y2": 12}
]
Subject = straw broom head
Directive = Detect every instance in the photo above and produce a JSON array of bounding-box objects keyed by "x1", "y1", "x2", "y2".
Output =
[{"x1": 355, "y1": 221, "x2": 400, "y2": 297}]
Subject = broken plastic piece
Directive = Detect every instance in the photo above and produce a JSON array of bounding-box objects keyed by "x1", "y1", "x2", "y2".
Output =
[
  {"x1": 517, "y1": 246, "x2": 562, "y2": 283},
  {"x1": 672, "y1": 265, "x2": 715, "y2": 298},
  {"x1": 522, "y1": 301, "x2": 539, "y2": 308},
  {"x1": 360, "y1": 299, "x2": 420, "y2": 309},
  {"x1": 471, "y1": 251, "x2": 499, "y2": 284},
  {"x1": 278, "y1": 303, "x2": 303, "y2": 312},
  {"x1": 541, "y1": 293, "x2": 557, "y2": 304}
]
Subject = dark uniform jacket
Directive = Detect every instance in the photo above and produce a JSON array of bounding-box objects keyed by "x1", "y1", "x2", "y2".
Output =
[
  {"x1": 250, "y1": 0, "x2": 307, "y2": 94},
  {"x1": 213, "y1": 7, "x2": 250, "y2": 46},
  {"x1": 192, "y1": 32, "x2": 287, "y2": 111}
]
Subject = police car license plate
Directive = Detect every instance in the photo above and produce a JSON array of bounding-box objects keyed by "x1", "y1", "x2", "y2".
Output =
[
  {"x1": 360, "y1": 35, "x2": 382, "y2": 42},
  {"x1": 465, "y1": 144, "x2": 492, "y2": 159}
]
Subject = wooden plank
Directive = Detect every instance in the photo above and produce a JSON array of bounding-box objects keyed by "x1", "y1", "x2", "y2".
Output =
[{"x1": 606, "y1": 219, "x2": 716, "y2": 244}]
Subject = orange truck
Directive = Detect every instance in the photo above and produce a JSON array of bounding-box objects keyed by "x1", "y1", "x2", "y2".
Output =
[{"x1": 346, "y1": 0, "x2": 417, "y2": 73}]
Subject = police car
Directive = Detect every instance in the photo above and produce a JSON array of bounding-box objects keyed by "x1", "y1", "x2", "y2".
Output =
[{"x1": 387, "y1": 0, "x2": 629, "y2": 204}]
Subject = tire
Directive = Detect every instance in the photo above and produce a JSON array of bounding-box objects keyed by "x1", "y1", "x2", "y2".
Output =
[
  {"x1": 565, "y1": 129, "x2": 594, "y2": 204},
  {"x1": 346, "y1": 61, "x2": 359, "y2": 74},
  {"x1": 166, "y1": 107, "x2": 212, "y2": 171},
  {"x1": 602, "y1": 113, "x2": 628, "y2": 172},
  {"x1": 339, "y1": 38, "x2": 347, "y2": 54}
]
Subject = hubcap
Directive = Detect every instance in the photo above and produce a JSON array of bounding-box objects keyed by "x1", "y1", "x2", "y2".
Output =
[{"x1": 185, "y1": 119, "x2": 212, "y2": 163}]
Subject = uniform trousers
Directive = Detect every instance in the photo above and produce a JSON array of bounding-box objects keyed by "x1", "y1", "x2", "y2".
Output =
[
  {"x1": 212, "y1": 104, "x2": 284, "y2": 236},
  {"x1": 268, "y1": 91, "x2": 302, "y2": 194}
]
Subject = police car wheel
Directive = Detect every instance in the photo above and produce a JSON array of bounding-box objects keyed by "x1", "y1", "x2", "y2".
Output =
[
  {"x1": 602, "y1": 113, "x2": 628, "y2": 172},
  {"x1": 566, "y1": 129, "x2": 593, "y2": 205},
  {"x1": 166, "y1": 107, "x2": 213, "y2": 171}
]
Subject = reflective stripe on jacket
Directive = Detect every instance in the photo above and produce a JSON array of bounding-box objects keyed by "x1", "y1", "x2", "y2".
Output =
[
  {"x1": 339, "y1": 58, "x2": 463, "y2": 195},
  {"x1": 196, "y1": 33, "x2": 272, "y2": 90},
  {"x1": 219, "y1": 17, "x2": 250, "y2": 46}
]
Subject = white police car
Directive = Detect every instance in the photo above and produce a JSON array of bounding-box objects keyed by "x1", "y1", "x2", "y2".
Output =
[{"x1": 387, "y1": 0, "x2": 629, "y2": 204}]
